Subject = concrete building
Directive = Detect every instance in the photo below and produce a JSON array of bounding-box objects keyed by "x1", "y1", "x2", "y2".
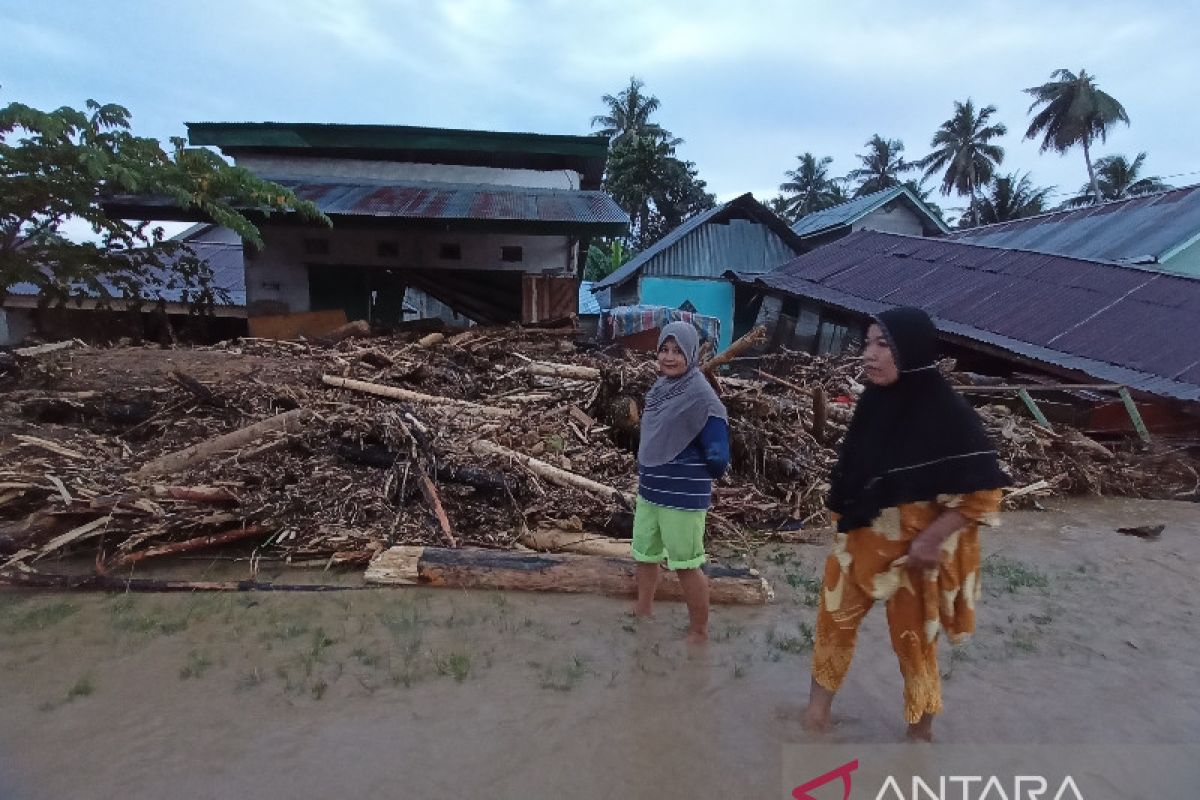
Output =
[{"x1": 105, "y1": 122, "x2": 628, "y2": 329}]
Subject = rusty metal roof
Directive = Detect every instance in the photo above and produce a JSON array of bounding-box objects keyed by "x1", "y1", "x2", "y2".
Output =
[
  {"x1": 733, "y1": 230, "x2": 1200, "y2": 401},
  {"x1": 949, "y1": 184, "x2": 1200, "y2": 268}
]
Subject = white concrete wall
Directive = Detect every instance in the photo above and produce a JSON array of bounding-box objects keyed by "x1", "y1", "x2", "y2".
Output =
[
  {"x1": 246, "y1": 225, "x2": 575, "y2": 314},
  {"x1": 854, "y1": 204, "x2": 927, "y2": 236},
  {"x1": 235, "y1": 156, "x2": 580, "y2": 189}
]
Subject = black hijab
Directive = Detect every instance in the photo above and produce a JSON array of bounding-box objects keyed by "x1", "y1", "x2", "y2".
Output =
[{"x1": 827, "y1": 307, "x2": 1010, "y2": 532}]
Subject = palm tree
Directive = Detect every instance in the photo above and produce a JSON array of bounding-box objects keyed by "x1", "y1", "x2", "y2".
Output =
[
  {"x1": 847, "y1": 135, "x2": 915, "y2": 197},
  {"x1": 778, "y1": 152, "x2": 842, "y2": 220},
  {"x1": 591, "y1": 76, "x2": 676, "y2": 146},
  {"x1": 1064, "y1": 152, "x2": 1169, "y2": 207},
  {"x1": 976, "y1": 172, "x2": 1053, "y2": 224},
  {"x1": 1024, "y1": 69, "x2": 1130, "y2": 205},
  {"x1": 919, "y1": 99, "x2": 1006, "y2": 226}
]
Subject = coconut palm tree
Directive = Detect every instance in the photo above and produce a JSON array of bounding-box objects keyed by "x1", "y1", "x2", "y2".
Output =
[
  {"x1": 591, "y1": 76, "x2": 676, "y2": 146},
  {"x1": 1024, "y1": 69, "x2": 1130, "y2": 205},
  {"x1": 1064, "y1": 152, "x2": 1169, "y2": 207},
  {"x1": 919, "y1": 99, "x2": 1007, "y2": 226},
  {"x1": 778, "y1": 152, "x2": 842, "y2": 220},
  {"x1": 975, "y1": 172, "x2": 1053, "y2": 224},
  {"x1": 847, "y1": 135, "x2": 915, "y2": 197}
]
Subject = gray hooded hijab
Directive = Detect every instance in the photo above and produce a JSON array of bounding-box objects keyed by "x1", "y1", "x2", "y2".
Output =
[{"x1": 637, "y1": 321, "x2": 728, "y2": 467}]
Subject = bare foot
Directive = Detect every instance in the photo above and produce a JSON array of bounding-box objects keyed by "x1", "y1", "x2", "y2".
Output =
[
  {"x1": 685, "y1": 629, "x2": 708, "y2": 644},
  {"x1": 630, "y1": 606, "x2": 654, "y2": 619},
  {"x1": 801, "y1": 702, "x2": 832, "y2": 733},
  {"x1": 905, "y1": 715, "x2": 934, "y2": 742}
]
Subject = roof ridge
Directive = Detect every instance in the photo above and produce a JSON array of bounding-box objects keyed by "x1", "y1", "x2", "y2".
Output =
[{"x1": 951, "y1": 181, "x2": 1200, "y2": 234}]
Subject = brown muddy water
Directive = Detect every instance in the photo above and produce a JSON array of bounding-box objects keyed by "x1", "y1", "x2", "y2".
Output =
[{"x1": 1, "y1": 498, "x2": 1198, "y2": 799}]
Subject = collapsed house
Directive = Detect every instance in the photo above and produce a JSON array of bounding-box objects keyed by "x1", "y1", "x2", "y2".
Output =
[{"x1": 730, "y1": 230, "x2": 1200, "y2": 435}]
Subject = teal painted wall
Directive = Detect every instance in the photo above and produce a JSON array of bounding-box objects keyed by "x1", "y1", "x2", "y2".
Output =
[{"x1": 639, "y1": 276, "x2": 734, "y2": 350}]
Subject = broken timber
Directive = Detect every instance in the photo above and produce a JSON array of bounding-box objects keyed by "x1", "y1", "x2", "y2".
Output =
[
  {"x1": 365, "y1": 546, "x2": 773, "y2": 605},
  {"x1": 322, "y1": 374, "x2": 517, "y2": 418},
  {"x1": 135, "y1": 408, "x2": 313, "y2": 476},
  {"x1": 470, "y1": 439, "x2": 635, "y2": 504}
]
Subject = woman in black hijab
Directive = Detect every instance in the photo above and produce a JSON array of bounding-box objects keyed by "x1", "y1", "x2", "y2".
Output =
[{"x1": 802, "y1": 307, "x2": 1010, "y2": 741}]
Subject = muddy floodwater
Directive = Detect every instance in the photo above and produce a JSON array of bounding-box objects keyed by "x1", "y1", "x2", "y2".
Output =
[{"x1": 1, "y1": 498, "x2": 1198, "y2": 799}]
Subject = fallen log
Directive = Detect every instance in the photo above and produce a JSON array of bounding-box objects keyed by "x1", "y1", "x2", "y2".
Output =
[
  {"x1": 416, "y1": 332, "x2": 445, "y2": 347},
  {"x1": 316, "y1": 319, "x2": 371, "y2": 345},
  {"x1": 0, "y1": 569, "x2": 363, "y2": 592},
  {"x1": 134, "y1": 408, "x2": 313, "y2": 476},
  {"x1": 525, "y1": 362, "x2": 601, "y2": 381},
  {"x1": 105, "y1": 524, "x2": 272, "y2": 570},
  {"x1": 322, "y1": 375, "x2": 517, "y2": 418},
  {"x1": 364, "y1": 545, "x2": 773, "y2": 605},
  {"x1": 470, "y1": 439, "x2": 635, "y2": 504},
  {"x1": 521, "y1": 528, "x2": 631, "y2": 557},
  {"x1": 701, "y1": 325, "x2": 767, "y2": 374},
  {"x1": 151, "y1": 485, "x2": 240, "y2": 504},
  {"x1": 14, "y1": 340, "x2": 79, "y2": 357}
]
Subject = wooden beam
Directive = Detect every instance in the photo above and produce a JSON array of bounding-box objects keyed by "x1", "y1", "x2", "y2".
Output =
[{"x1": 364, "y1": 546, "x2": 774, "y2": 605}]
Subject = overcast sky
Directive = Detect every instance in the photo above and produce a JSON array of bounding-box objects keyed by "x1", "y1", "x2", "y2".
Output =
[{"x1": 4, "y1": 0, "x2": 1199, "y2": 222}]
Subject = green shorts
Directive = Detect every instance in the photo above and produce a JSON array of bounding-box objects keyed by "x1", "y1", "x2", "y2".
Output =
[{"x1": 631, "y1": 497, "x2": 707, "y2": 570}]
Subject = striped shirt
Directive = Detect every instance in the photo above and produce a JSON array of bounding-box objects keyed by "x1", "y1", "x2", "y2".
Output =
[{"x1": 637, "y1": 417, "x2": 729, "y2": 511}]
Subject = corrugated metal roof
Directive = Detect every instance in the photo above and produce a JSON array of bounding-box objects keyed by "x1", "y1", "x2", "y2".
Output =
[
  {"x1": 736, "y1": 230, "x2": 1200, "y2": 401},
  {"x1": 949, "y1": 184, "x2": 1200, "y2": 265},
  {"x1": 789, "y1": 185, "x2": 950, "y2": 238},
  {"x1": 578, "y1": 281, "x2": 601, "y2": 315},
  {"x1": 591, "y1": 193, "x2": 804, "y2": 291},
  {"x1": 272, "y1": 177, "x2": 628, "y2": 227},
  {"x1": 7, "y1": 231, "x2": 247, "y2": 307}
]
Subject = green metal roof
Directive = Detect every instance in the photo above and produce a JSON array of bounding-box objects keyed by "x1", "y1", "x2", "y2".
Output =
[
  {"x1": 187, "y1": 122, "x2": 606, "y2": 158},
  {"x1": 188, "y1": 122, "x2": 611, "y2": 188},
  {"x1": 789, "y1": 185, "x2": 949, "y2": 238}
]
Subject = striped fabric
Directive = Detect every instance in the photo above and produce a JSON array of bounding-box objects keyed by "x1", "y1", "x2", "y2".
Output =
[{"x1": 637, "y1": 441, "x2": 713, "y2": 511}]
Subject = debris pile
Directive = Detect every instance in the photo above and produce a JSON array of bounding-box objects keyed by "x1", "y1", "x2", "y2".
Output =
[{"x1": 1, "y1": 328, "x2": 1196, "y2": 577}]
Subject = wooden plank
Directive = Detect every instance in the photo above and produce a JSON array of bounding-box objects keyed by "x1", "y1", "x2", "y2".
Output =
[
  {"x1": 248, "y1": 309, "x2": 348, "y2": 340},
  {"x1": 364, "y1": 546, "x2": 773, "y2": 605}
]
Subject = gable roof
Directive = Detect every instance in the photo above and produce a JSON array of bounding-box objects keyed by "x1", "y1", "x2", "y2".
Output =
[
  {"x1": 949, "y1": 184, "x2": 1200, "y2": 266},
  {"x1": 591, "y1": 193, "x2": 805, "y2": 291},
  {"x1": 733, "y1": 230, "x2": 1200, "y2": 401},
  {"x1": 789, "y1": 185, "x2": 950, "y2": 239},
  {"x1": 188, "y1": 122, "x2": 611, "y2": 188}
]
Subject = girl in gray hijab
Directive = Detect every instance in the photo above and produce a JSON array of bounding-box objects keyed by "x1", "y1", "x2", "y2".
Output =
[{"x1": 631, "y1": 321, "x2": 729, "y2": 643}]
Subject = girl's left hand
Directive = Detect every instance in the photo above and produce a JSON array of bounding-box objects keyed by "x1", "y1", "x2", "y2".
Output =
[{"x1": 907, "y1": 531, "x2": 943, "y2": 570}]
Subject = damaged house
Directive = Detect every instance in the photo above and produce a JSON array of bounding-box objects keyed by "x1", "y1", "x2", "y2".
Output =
[{"x1": 99, "y1": 122, "x2": 628, "y2": 334}]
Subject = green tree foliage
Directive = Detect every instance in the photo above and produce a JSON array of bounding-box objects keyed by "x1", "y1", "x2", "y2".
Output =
[
  {"x1": 1023, "y1": 69, "x2": 1130, "y2": 206},
  {"x1": 1, "y1": 98, "x2": 328, "y2": 311},
  {"x1": 919, "y1": 99, "x2": 1006, "y2": 225},
  {"x1": 974, "y1": 172, "x2": 1053, "y2": 225},
  {"x1": 777, "y1": 152, "x2": 846, "y2": 221},
  {"x1": 847, "y1": 134, "x2": 915, "y2": 197},
  {"x1": 1064, "y1": 152, "x2": 1168, "y2": 207},
  {"x1": 584, "y1": 238, "x2": 630, "y2": 281},
  {"x1": 593, "y1": 80, "x2": 713, "y2": 250}
]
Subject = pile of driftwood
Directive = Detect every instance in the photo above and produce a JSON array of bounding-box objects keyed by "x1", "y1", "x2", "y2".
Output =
[{"x1": 1, "y1": 326, "x2": 1196, "y2": 598}]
